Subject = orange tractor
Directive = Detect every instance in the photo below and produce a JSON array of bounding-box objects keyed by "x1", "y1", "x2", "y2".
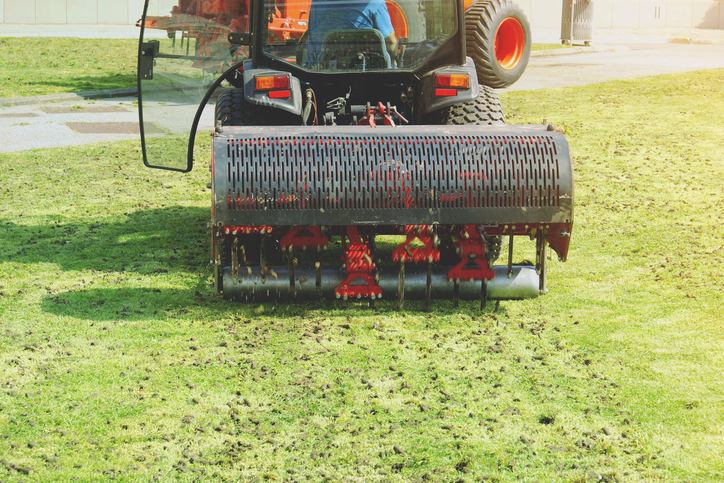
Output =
[
  {"x1": 141, "y1": 0, "x2": 531, "y2": 88},
  {"x1": 137, "y1": 0, "x2": 572, "y2": 309}
]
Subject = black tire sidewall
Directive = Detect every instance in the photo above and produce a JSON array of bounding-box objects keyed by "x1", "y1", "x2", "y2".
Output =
[
  {"x1": 466, "y1": 0, "x2": 531, "y2": 88},
  {"x1": 426, "y1": 85, "x2": 505, "y2": 126},
  {"x1": 487, "y1": 3, "x2": 531, "y2": 85},
  {"x1": 215, "y1": 89, "x2": 299, "y2": 126}
]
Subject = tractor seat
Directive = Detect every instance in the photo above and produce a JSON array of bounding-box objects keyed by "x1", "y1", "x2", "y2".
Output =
[{"x1": 316, "y1": 28, "x2": 391, "y2": 71}]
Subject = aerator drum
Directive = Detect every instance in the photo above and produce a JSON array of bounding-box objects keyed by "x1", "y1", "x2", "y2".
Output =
[{"x1": 210, "y1": 124, "x2": 573, "y2": 308}]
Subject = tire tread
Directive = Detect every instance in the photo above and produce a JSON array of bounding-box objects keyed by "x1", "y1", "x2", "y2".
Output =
[
  {"x1": 214, "y1": 89, "x2": 299, "y2": 126},
  {"x1": 465, "y1": 0, "x2": 531, "y2": 88}
]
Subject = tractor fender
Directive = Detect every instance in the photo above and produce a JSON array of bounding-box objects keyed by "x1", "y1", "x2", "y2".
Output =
[
  {"x1": 242, "y1": 68, "x2": 304, "y2": 116},
  {"x1": 420, "y1": 58, "x2": 479, "y2": 115}
]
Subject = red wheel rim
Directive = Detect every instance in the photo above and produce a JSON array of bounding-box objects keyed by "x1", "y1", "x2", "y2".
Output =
[
  {"x1": 494, "y1": 17, "x2": 525, "y2": 70},
  {"x1": 386, "y1": 1, "x2": 409, "y2": 38}
]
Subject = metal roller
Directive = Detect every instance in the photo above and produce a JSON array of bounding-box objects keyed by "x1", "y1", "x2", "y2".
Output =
[
  {"x1": 212, "y1": 125, "x2": 573, "y2": 228},
  {"x1": 222, "y1": 265, "x2": 540, "y2": 301},
  {"x1": 211, "y1": 124, "x2": 573, "y2": 308}
]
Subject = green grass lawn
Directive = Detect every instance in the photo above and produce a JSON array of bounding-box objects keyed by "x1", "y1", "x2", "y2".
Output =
[
  {"x1": 531, "y1": 43, "x2": 572, "y2": 51},
  {"x1": 1, "y1": 70, "x2": 723, "y2": 482},
  {"x1": 0, "y1": 38, "x2": 138, "y2": 98},
  {"x1": 0, "y1": 37, "x2": 566, "y2": 98}
]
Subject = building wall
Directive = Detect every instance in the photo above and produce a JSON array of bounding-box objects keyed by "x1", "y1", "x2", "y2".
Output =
[
  {"x1": 512, "y1": 0, "x2": 724, "y2": 31},
  {"x1": 0, "y1": 0, "x2": 176, "y2": 25},
  {"x1": 1, "y1": 0, "x2": 723, "y2": 29},
  {"x1": 591, "y1": 0, "x2": 723, "y2": 29}
]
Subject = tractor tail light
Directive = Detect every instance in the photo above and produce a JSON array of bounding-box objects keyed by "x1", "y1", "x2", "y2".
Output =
[
  {"x1": 434, "y1": 88, "x2": 457, "y2": 97},
  {"x1": 434, "y1": 73, "x2": 469, "y2": 97},
  {"x1": 255, "y1": 75, "x2": 290, "y2": 90},
  {"x1": 269, "y1": 90, "x2": 291, "y2": 99},
  {"x1": 435, "y1": 73, "x2": 469, "y2": 88}
]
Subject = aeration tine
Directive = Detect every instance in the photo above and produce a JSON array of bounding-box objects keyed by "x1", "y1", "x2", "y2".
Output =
[
  {"x1": 507, "y1": 233, "x2": 514, "y2": 279},
  {"x1": 315, "y1": 259, "x2": 322, "y2": 300},
  {"x1": 453, "y1": 280, "x2": 460, "y2": 308},
  {"x1": 481, "y1": 280, "x2": 488, "y2": 311},
  {"x1": 288, "y1": 252, "x2": 296, "y2": 296},
  {"x1": 423, "y1": 261, "x2": 432, "y2": 312},
  {"x1": 397, "y1": 261, "x2": 405, "y2": 312}
]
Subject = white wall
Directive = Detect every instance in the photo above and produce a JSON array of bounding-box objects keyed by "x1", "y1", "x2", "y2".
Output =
[
  {"x1": 0, "y1": 0, "x2": 176, "y2": 24},
  {"x1": 1, "y1": 0, "x2": 723, "y2": 29},
  {"x1": 516, "y1": 0, "x2": 724, "y2": 30},
  {"x1": 37, "y1": 0, "x2": 67, "y2": 24},
  {"x1": 128, "y1": 0, "x2": 146, "y2": 24},
  {"x1": 68, "y1": 0, "x2": 97, "y2": 24},
  {"x1": 590, "y1": 0, "x2": 724, "y2": 29},
  {"x1": 5, "y1": 0, "x2": 36, "y2": 23}
]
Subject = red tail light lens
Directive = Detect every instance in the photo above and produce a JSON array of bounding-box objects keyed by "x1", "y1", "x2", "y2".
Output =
[
  {"x1": 435, "y1": 73, "x2": 469, "y2": 88},
  {"x1": 435, "y1": 88, "x2": 457, "y2": 97},
  {"x1": 255, "y1": 75, "x2": 290, "y2": 90},
  {"x1": 269, "y1": 90, "x2": 291, "y2": 99}
]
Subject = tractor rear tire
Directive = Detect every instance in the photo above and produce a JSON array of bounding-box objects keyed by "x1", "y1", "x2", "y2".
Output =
[
  {"x1": 386, "y1": 0, "x2": 425, "y2": 42},
  {"x1": 215, "y1": 89, "x2": 299, "y2": 126},
  {"x1": 430, "y1": 85, "x2": 505, "y2": 262},
  {"x1": 465, "y1": 0, "x2": 531, "y2": 89},
  {"x1": 425, "y1": 85, "x2": 505, "y2": 126}
]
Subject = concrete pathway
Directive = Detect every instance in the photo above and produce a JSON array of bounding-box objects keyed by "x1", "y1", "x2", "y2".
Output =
[
  {"x1": 0, "y1": 97, "x2": 144, "y2": 152},
  {"x1": 2, "y1": 26, "x2": 724, "y2": 153},
  {"x1": 504, "y1": 42, "x2": 724, "y2": 92}
]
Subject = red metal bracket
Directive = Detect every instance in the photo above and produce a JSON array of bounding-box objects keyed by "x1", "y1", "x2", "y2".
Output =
[
  {"x1": 279, "y1": 226, "x2": 328, "y2": 251},
  {"x1": 357, "y1": 102, "x2": 408, "y2": 128},
  {"x1": 335, "y1": 226, "x2": 381, "y2": 299},
  {"x1": 447, "y1": 225, "x2": 495, "y2": 282},
  {"x1": 358, "y1": 103, "x2": 377, "y2": 128},
  {"x1": 223, "y1": 226, "x2": 273, "y2": 236},
  {"x1": 380, "y1": 102, "x2": 395, "y2": 127},
  {"x1": 392, "y1": 225, "x2": 440, "y2": 264}
]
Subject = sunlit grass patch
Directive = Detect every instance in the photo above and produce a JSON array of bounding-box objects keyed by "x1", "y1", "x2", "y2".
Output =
[
  {"x1": 0, "y1": 38, "x2": 138, "y2": 98},
  {"x1": 1, "y1": 70, "x2": 723, "y2": 482}
]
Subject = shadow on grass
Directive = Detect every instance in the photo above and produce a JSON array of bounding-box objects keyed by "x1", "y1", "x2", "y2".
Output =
[
  {"x1": 2, "y1": 205, "x2": 511, "y2": 320},
  {"x1": 27, "y1": 75, "x2": 137, "y2": 94},
  {"x1": 40, "y1": 284, "x2": 503, "y2": 321},
  {"x1": 39, "y1": 285, "x2": 429, "y2": 321},
  {"x1": 0, "y1": 205, "x2": 219, "y2": 320},
  {"x1": 40, "y1": 286, "x2": 212, "y2": 321},
  {"x1": 1, "y1": 206, "x2": 209, "y2": 275}
]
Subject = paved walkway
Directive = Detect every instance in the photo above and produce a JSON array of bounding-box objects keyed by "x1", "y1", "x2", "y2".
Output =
[
  {"x1": 504, "y1": 42, "x2": 724, "y2": 93},
  {"x1": 1, "y1": 25, "x2": 724, "y2": 153},
  {"x1": 0, "y1": 97, "x2": 144, "y2": 152}
]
